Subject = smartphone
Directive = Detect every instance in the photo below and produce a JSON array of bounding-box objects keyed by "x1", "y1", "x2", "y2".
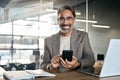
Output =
[{"x1": 62, "y1": 50, "x2": 73, "y2": 61}]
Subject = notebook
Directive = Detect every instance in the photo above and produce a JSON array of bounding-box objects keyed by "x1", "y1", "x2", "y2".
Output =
[
  {"x1": 77, "y1": 39, "x2": 120, "y2": 77},
  {"x1": 0, "y1": 67, "x2": 6, "y2": 80},
  {"x1": 3, "y1": 71, "x2": 34, "y2": 80},
  {"x1": 3, "y1": 69, "x2": 55, "y2": 80},
  {"x1": 25, "y1": 69, "x2": 56, "y2": 77}
]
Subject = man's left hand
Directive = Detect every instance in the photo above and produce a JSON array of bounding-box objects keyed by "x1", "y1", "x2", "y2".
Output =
[{"x1": 60, "y1": 56, "x2": 80, "y2": 69}]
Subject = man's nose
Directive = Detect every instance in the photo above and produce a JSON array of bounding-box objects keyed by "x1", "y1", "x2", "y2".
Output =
[{"x1": 63, "y1": 19, "x2": 69, "y2": 24}]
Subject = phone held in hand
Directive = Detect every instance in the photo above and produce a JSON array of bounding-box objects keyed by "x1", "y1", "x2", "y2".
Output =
[{"x1": 62, "y1": 50, "x2": 73, "y2": 61}]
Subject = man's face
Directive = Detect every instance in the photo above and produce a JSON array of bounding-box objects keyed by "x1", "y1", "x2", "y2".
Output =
[{"x1": 57, "y1": 10, "x2": 75, "y2": 34}]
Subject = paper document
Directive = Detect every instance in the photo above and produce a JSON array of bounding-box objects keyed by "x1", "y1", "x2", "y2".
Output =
[
  {"x1": 3, "y1": 69, "x2": 55, "y2": 80},
  {"x1": 0, "y1": 67, "x2": 6, "y2": 80},
  {"x1": 3, "y1": 71, "x2": 34, "y2": 80},
  {"x1": 25, "y1": 69, "x2": 56, "y2": 77}
]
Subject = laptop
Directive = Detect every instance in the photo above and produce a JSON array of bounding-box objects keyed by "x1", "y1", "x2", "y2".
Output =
[{"x1": 77, "y1": 39, "x2": 120, "y2": 77}]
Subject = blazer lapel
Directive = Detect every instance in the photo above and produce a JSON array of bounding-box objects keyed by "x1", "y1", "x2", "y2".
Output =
[{"x1": 70, "y1": 29, "x2": 80, "y2": 55}]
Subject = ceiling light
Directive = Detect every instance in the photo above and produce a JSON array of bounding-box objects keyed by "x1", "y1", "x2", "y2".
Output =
[
  {"x1": 76, "y1": 19, "x2": 97, "y2": 23},
  {"x1": 75, "y1": 12, "x2": 81, "y2": 15},
  {"x1": 46, "y1": 9, "x2": 57, "y2": 12},
  {"x1": 92, "y1": 24, "x2": 110, "y2": 28},
  {"x1": 77, "y1": 29, "x2": 85, "y2": 31}
]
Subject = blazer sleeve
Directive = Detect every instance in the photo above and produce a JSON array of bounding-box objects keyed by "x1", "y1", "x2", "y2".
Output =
[
  {"x1": 77, "y1": 32, "x2": 95, "y2": 69},
  {"x1": 41, "y1": 37, "x2": 52, "y2": 70}
]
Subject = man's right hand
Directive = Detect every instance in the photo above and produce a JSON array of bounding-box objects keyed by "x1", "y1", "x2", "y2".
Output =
[{"x1": 50, "y1": 55, "x2": 61, "y2": 69}]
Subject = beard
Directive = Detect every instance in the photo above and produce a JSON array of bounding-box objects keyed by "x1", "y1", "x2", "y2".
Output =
[
  {"x1": 60, "y1": 28, "x2": 72, "y2": 34},
  {"x1": 60, "y1": 24, "x2": 73, "y2": 34}
]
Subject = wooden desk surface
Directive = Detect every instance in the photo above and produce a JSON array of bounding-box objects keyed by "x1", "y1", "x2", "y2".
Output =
[{"x1": 35, "y1": 71, "x2": 120, "y2": 80}]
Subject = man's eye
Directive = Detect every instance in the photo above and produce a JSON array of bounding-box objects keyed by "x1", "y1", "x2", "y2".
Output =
[
  {"x1": 67, "y1": 17, "x2": 73, "y2": 20},
  {"x1": 60, "y1": 18, "x2": 64, "y2": 20}
]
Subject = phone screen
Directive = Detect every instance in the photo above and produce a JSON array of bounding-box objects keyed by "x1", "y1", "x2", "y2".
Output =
[{"x1": 62, "y1": 50, "x2": 73, "y2": 61}]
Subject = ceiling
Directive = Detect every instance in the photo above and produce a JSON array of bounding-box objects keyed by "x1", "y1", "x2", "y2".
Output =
[{"x1": 0, "y1": 0, "x2": 90, "y2": 23}]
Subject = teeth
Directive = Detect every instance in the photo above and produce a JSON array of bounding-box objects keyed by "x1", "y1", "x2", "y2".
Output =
[{"x1": 63, "y1": 26, "x2": 69, "y2": 29}]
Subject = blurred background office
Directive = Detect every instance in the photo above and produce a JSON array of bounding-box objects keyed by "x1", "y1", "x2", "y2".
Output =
[{"x1": 0, "y1": 0, "x2": 120, "y2": 67}]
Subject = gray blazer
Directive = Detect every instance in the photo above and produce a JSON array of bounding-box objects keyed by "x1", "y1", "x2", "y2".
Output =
[{"x1": 41, "y1": 28, "x2": 95, "y2": 70}]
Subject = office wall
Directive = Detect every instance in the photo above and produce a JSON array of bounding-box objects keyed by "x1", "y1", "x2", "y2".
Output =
[
  {"x1": 74, "y1": 0, "x2": 120, "y2": 60},
  {"x1": 88, "y1": 0, "x2": 120, "y2": 60}
]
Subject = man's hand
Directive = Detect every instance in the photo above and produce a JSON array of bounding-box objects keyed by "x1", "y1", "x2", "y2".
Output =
[
  {"x1": 50, "y1": 55, "x2": 61, "y2": 69},
  {"x1": 60, "y1": 56, "x2": 80, "y2": 69}
]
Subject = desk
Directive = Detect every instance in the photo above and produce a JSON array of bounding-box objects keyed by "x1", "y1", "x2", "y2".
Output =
[{"x1": 35, "y1": 71, "x2": 120, "y2": 80}]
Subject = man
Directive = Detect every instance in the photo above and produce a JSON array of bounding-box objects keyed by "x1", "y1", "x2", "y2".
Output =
[{"x1": 41, "y1": 5, "x2": 95, "y2": 72}]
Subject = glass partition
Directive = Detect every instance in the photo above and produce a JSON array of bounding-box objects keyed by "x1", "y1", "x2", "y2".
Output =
[{"x1": 0, "y1": 0, "x2": 120, "y2": 63}]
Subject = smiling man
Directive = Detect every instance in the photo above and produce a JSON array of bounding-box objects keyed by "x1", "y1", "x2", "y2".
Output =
[{"x1": 41, "y1": 5, "x2": 95, "y2": 72}]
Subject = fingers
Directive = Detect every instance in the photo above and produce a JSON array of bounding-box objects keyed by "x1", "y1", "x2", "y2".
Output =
[
  {"x1": 51, "y1": 55, "x2": 79, "y2": 69},
  {"x1": 59, "y1": 57, "x2": 73, "y2": 69},
  {"x1": 53, "y1": 55, "x2": 61, "y2": 59},
  {"x1": 72, "y1": 56, "x2": 77, "y2": 61},
  {"x1": 60, "y1": 56, "x2": 79, "y2": 69},
  {"x1": 65, "y1": 56, "x2": 77, "y2": 65},
  {"x1": 51, "y1": 55, "x2": 61, "y2": 69},
  {"x1": 52, "y1": 55, "x2": 61, "y2": 63},
  {"x1": 60, "y1": 57, "x2": 66, "y2": 64}
]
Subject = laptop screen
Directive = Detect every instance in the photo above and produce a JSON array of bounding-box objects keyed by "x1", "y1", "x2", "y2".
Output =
[
  {"x1": 78, "y1": 39, "x2": 120, "y2": 77},
  {"x1": 99, "y1": 39, "x2": 120, "y2": 77}
]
